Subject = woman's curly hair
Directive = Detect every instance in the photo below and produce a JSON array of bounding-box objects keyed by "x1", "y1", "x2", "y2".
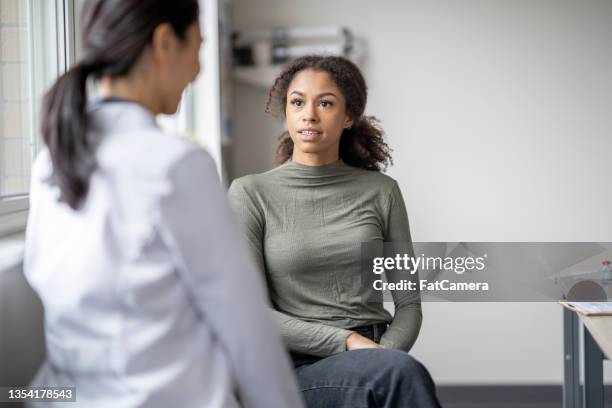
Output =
[{"x1": 266, "y1": 55, "x2": 392, "y2": 171}]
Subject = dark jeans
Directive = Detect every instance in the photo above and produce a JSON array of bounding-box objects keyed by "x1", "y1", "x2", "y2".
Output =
[{"x1": 290, "y1": 323, "x2": 442, "y2": 408}]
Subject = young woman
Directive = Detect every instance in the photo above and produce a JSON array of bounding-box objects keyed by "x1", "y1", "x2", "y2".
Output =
[
  {"x1": 229, "y1": 55, "x2": 442, "y2": 407},
  {"x1": 24, "y1": 1, "x2": 303, "y2": 406}
]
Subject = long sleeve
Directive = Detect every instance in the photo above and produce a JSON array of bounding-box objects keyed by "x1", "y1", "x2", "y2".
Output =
[
  {"x1": 379, "y1": 182, "x2": 423, "y2": 352},
  {"x1": 228, "y1": 179, "x2": 353, "y2": 357},
  {"x1": 159, "y1": 151, "x2": 304, "y2": 408}
]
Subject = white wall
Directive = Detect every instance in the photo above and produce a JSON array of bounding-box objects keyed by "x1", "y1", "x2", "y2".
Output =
[{"x1": 230, "y1": 0, "x2": 612, "y2": 384}]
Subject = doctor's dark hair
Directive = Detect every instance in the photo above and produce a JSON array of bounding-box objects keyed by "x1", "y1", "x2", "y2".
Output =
[
  {"x1": 41, "y1": 0, "x2": 199, "y2": 210},
  {"x1": 266, "y1": 55, "x2": 392, "y2": 171}
]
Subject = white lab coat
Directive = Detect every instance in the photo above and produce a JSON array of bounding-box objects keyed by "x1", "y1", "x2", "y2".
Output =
[{"x1": 23, "y1": 101, "x2": 304, "y2": 408}]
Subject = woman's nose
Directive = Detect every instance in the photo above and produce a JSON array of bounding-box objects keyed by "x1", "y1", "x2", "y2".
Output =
[{"x1": 302, "y1": 103, "x2": 319, "y2": 122}]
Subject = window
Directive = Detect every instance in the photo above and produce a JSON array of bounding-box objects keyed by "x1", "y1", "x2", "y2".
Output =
[
  {"x1": 0, "y1": 1, "x2": 31, "y2": 198},
  {"x1": 0, "y1": 0, "x2": 75, "y2": 236}
]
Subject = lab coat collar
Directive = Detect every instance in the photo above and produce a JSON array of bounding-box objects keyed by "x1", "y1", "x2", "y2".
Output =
[{"x1": 89, "y1": 98, "x2": 158, "y2": 132}]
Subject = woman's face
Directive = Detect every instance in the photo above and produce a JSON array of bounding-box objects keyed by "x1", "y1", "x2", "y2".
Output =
[
  {"x1": 285, "y1": 69, "x2": 353, "y2": 164},
  {"x1": 157, "y1": 21, "x2": 202, "y2": 114}
]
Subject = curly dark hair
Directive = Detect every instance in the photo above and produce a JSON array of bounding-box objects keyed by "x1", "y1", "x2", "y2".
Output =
[{"x1": 266, "y1": 55, "x2": 392, "y2": 171}]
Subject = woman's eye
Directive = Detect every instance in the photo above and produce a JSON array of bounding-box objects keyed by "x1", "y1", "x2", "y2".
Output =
[
  {"x1": 319, "y1": 100, "x2": 333, "y2": 108},
  {"x1": 290, "y1": 99, "x2": 304, "y2": 107}
]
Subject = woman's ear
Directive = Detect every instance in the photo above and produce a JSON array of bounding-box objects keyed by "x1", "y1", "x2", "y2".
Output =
[
  {"x1": 151, "y1": 22, "x2": 177, "y2": 64},
  {"x1": 344, "y1": 116, "x2": 354, "y2": 129}
]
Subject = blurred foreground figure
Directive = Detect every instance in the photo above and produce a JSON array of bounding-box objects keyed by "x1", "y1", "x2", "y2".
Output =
[{"x1": 24, "y1": 1, "x2": 303, "y2": 406}]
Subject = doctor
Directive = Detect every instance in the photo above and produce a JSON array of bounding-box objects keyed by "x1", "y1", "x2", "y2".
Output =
[{"x1": 24, "y1": 0, "x2": 303, "y2": 407}]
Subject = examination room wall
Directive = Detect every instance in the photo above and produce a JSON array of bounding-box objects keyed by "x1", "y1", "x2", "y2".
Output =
[{"x1": 229, "y1": 0, "x2": 612, "y2": 384}]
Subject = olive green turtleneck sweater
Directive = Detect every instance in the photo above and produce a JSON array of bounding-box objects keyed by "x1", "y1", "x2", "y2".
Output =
[{"x1": 228, "y1": 159, "x2": 422, "y2": 357}]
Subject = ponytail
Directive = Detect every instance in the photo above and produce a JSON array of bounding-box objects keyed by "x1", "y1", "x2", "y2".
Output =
[{"x1": 41, "y1": 63, "x2": 96, "y2": 210}]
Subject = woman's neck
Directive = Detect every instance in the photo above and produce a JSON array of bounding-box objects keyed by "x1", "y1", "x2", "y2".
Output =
[
  {"x1": 291, "y1": 150, "x2": 340, "y2": 166},
  {"x1": 98, "y1": 75, "x2": 160, "y2": 115}
]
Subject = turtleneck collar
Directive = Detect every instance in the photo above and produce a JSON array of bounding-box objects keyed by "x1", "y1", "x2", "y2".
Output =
[{"x1": 273, "y1": 159, "x2": 360, "y2": 187}]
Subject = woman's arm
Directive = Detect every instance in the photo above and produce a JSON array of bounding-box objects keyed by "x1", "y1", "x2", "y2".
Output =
[
  {"x1": 272, "y1": 310, "x2": 353, "y2": 356},
  {"x1": 228, "y1": 179, "x2": 353, "y2": 357},
  {"x1": 379, "y1": 182, "x2": 423, "y2": 352},
  {"x1": 159, "y1": 150, "x2": 304, "y2": 408}
]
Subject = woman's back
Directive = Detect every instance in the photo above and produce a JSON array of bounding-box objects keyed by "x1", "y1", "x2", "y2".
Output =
[{"x1": 25, "y1": 101, "x2": 302, "y2": 407}]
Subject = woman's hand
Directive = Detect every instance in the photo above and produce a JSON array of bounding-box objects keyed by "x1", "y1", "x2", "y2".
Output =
[{"x1": 346, "y1": 332, "x2": 383, "y2": 351}]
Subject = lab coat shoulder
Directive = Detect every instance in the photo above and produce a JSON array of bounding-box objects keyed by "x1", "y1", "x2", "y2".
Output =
[
  {"x1": 30, "y1": 120, "x2": 210, "y2": 196},
  {"x1": 96, "y1": 123, "x2": 204, "y2": 182}
]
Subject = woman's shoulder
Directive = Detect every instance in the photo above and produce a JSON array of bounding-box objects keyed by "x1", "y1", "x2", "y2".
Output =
[
  {"x1": 88, "y1": 102, "x2": 199, "y2": 175},
  {"x1": 229, "y1": 165, "x2": 287, "y2": 194},
  {"x1": 99, "y1": 126, "x2": 203, "y2": 177},
  {"x1": 32, "y1": 136, "x2": 208, "y2": 185},
  {"x1": 349, "y1": 165, "x2": 399, "y2": 192}
]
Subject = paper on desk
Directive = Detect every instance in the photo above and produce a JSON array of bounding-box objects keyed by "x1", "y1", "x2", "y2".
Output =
[{"x1": 560, "y1": 301, "x2": 612, "y2": 316}]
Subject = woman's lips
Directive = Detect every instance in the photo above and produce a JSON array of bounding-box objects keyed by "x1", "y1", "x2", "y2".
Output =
[{"x1": 298, "y1": 130, "x2": 322, "y2": 142}]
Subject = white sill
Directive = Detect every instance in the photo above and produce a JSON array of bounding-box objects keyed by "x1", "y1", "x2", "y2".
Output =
[{"x1": 0, "y1": 232, "x2": 25, "y2": 272}]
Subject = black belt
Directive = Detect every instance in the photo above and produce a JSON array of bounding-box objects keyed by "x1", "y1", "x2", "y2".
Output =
[{"x1": 350, "y1": 322, "x2": 388, "y2": 343}]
